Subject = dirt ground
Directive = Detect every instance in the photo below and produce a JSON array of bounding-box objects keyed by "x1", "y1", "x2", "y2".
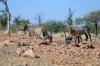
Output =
[{"x1": 0, "y1": 32, "x2": 100, "y2": 66}]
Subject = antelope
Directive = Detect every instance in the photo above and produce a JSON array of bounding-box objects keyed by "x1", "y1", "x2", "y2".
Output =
[
  {"x1": 28, "y1": 26, "x2": 43, "y2": 39},
  {"x1": 28, "y1": 26, "x2": 53, "y2": 43},
  {"x1": 68, "y1": 25, "x2": 91, "y2": 44},
  {"x1": 21, "y1": 23, "x2": 28, "y2": 34}
]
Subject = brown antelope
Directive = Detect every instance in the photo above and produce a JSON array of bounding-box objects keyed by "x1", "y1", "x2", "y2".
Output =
[
  {"x1": 68, "y1": 25, "x2": 91, "y2": 44},
  {"x1": 21, "y1": 23, "x2": 29, "y2": 34}
]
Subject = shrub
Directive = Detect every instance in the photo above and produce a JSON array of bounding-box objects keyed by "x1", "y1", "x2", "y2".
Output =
[{"x1": 41, "y1": 20, "x2": 67, "y2": 33}]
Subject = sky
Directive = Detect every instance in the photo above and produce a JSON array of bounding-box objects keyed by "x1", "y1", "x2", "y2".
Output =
[{"x1": 0, "y1": 0, "x2": 100, "y2": 24}]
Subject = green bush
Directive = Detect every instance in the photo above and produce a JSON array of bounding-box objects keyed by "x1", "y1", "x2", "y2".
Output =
[{"x1": 41, "y1": 20, "x2": 67, "y2": 33}]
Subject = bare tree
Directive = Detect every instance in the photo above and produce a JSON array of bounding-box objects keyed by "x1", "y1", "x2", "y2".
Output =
[
  {"x1": 84, "y1": 10, "x2": 100, "y2": 37},
  {"x1": 66, "y1": 8, "x2": 74, "y2": 25},
  {"x1": 0, "y1": 0, "x2": 11, "y2": 36},
  {"x1": 34, "y1": 15, "x2": 42, "y2": 26}
]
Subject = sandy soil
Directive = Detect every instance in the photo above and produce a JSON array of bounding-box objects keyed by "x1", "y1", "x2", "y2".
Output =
[{"x1": 0, "y1": 32, "x2": 100, "y2": 66}]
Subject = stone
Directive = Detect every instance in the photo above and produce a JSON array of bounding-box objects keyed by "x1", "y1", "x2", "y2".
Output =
[{"x1": 23, "y1": 49, "x2": 35, "y2": 58}]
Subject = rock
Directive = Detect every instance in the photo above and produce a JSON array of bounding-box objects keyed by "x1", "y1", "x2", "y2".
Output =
[
  {"x1": 16, "y1": 48, "x2": 24, "y2": 56},
  {"x1": 96, "y1": 52, "x2": 100, "y2": 58},
  {"x1": 81, "y1": 44, "x2": 95, "y2": 49},
  {"x1": 17, "y1": 42, "x2": 29, "y2": 47},
  {"x1": 23, "y1": 49, "x2": 35, "y2": 58},
  {"x1": 3, "y1": 40, "x2": 10, "y2": 43},
  {"x1": 82, "y1": 42, "x2": 87, "y2": 45},
  {"x1": 4, "y1": 44, "x2": 8, "y2": 47},
  {"x1": 9, "y1": 40, "x2": 14, "y2": 42},
  {"x1": 72, "y1": 44, "x2": 80, "y2": 47},
  {"x1": 22, "y1": 43, "x2": 29, "y2": 46},
  {"x1": 39, "y1": 41, "x2": 49, "y2": 45},
  {"x1": 35, "y1": 55, "x2": 40, "y2": 58},
  {"x1": 25, "y1": 63, "x2": 28, "y2": 66}
]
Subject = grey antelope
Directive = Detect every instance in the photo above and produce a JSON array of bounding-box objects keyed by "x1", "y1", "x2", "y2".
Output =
[{"x1": 28, "y1": 26, "x2": 53, "y2": 43}]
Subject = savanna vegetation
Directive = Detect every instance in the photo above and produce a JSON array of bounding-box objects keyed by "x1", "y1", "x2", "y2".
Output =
[
  {"x1": 0, "y1": 1, "x2": 100, "y2": 35},
  {"x1": 1, "y1": 0, "x2": 100, "y2": 66},
  {"x1": 1, "y1": 10, "x2": 100, "y2": 34}
]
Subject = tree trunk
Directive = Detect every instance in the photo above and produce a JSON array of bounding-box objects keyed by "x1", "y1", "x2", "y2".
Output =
[
  {"x1": 0, "y1": 0, "x2": 10, "y2": 36},
  {"x1": 7, "y1": 13, "x2": 10, "y2": 36},
  {"x1": 4, "y1": 1, "x2": 10, "y2": 36},
  {"x1": 95, "y1": 23, "x2": 98, "y2": 37}
]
